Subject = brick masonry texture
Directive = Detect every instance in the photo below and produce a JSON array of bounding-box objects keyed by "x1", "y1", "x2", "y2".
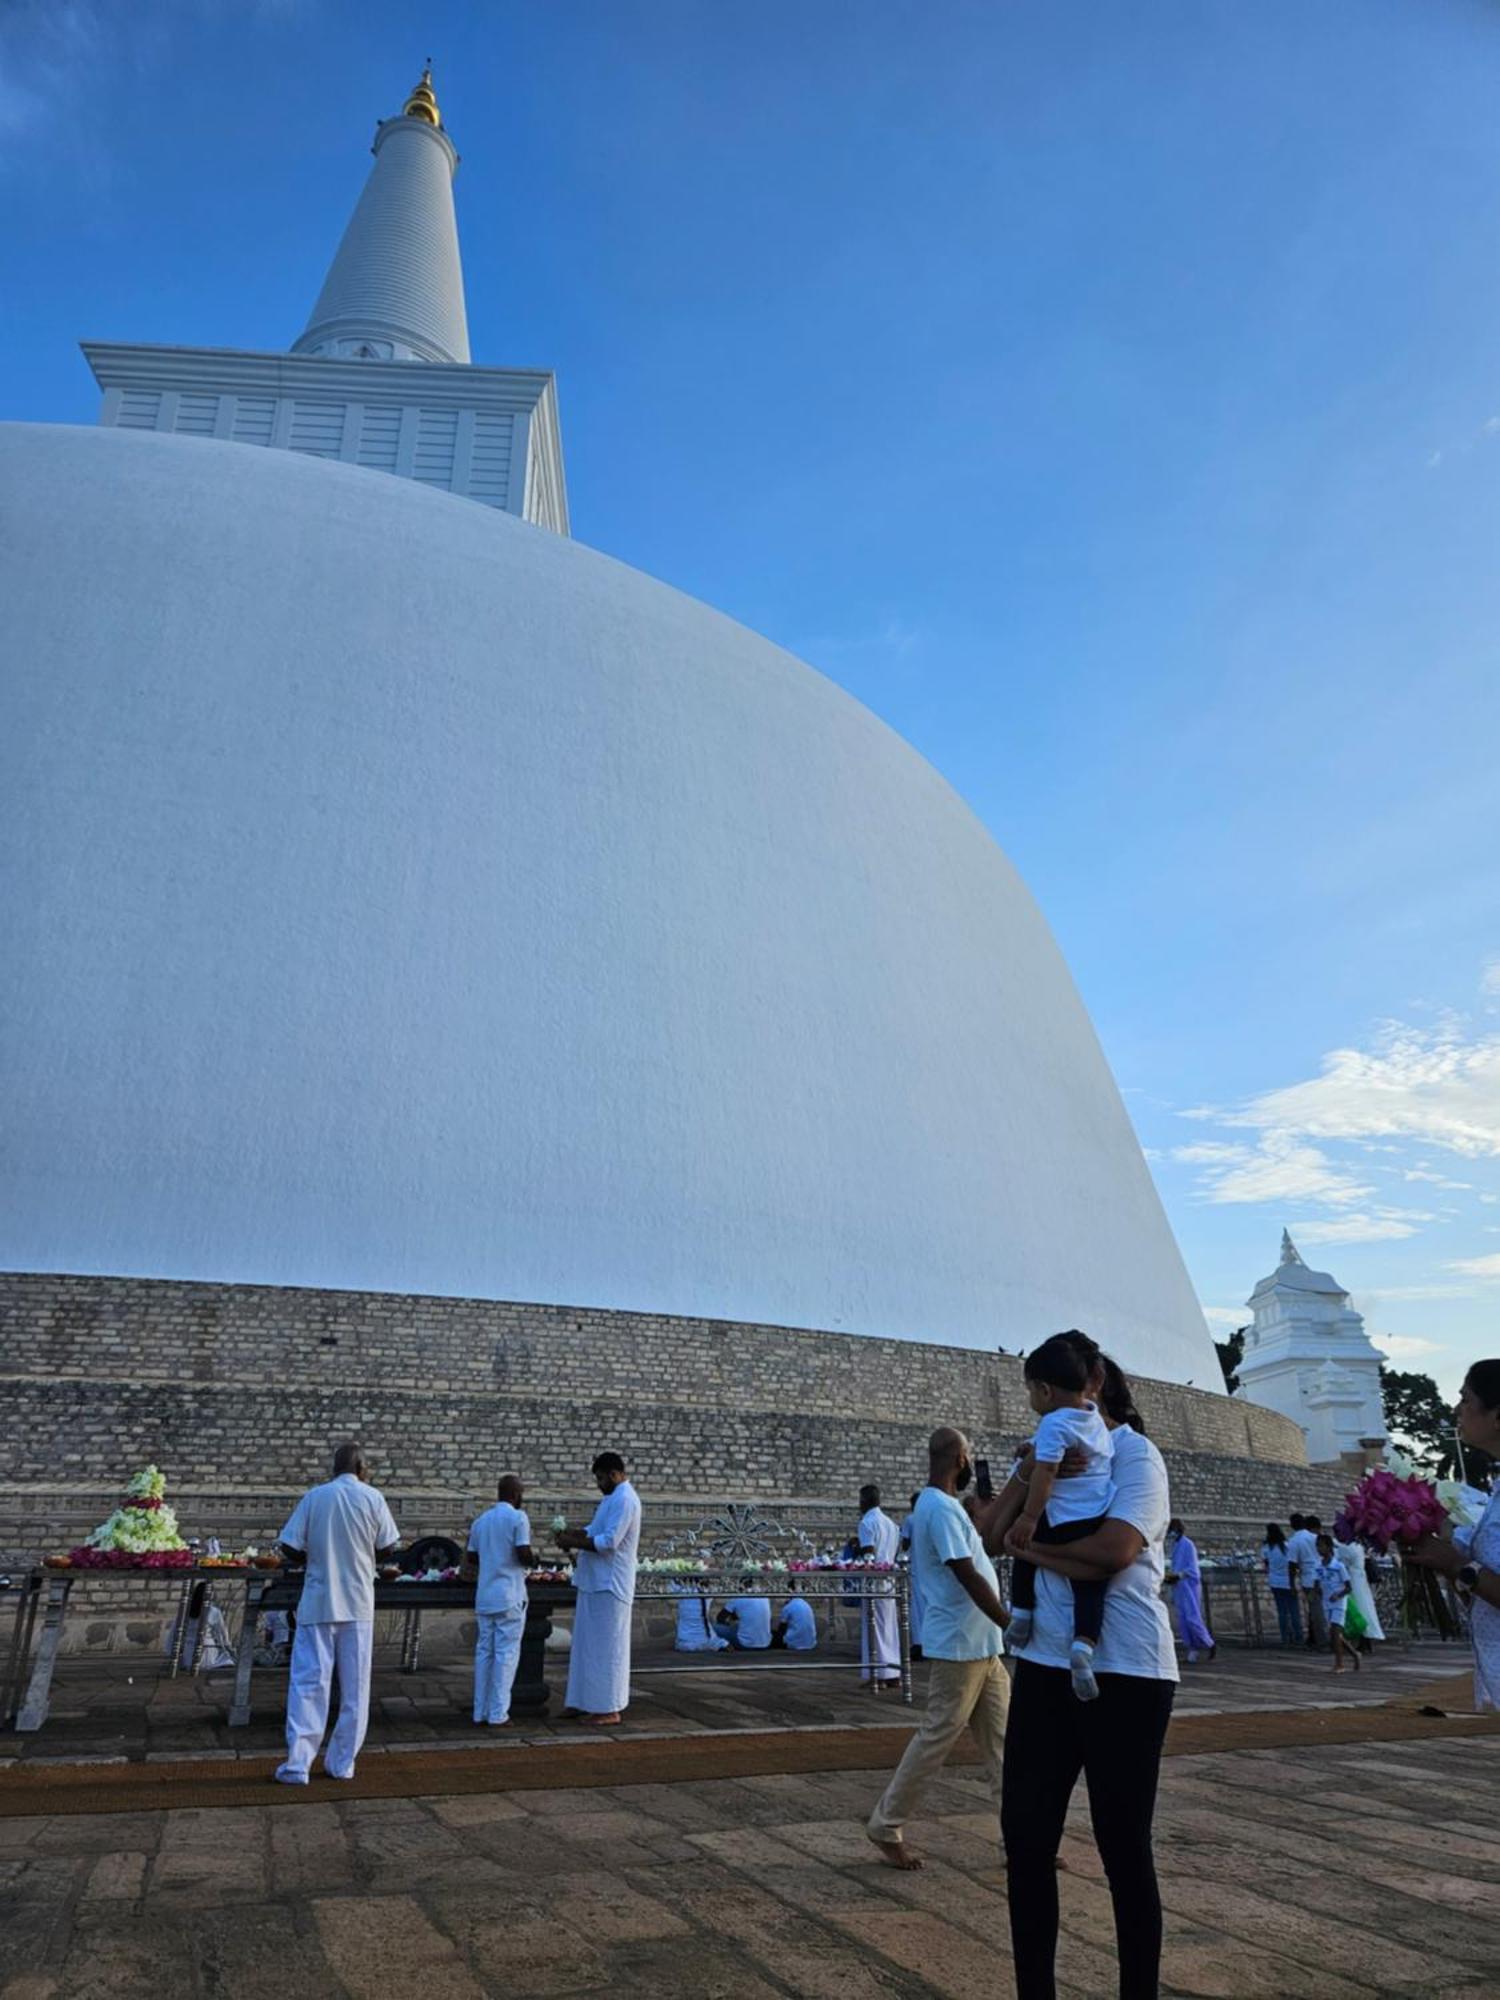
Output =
[{"x1": 0, "y1": 1272, "x2": 1351, "y2": 1563}]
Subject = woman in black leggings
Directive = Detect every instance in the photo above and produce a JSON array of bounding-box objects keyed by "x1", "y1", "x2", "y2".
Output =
[{"x1": 990, "y1": 1340, "x2": 1178, "y2": 2000}]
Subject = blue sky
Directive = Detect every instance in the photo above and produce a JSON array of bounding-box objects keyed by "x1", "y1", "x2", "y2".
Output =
[{"x1": 5, "y1": 1, "x2": 1500, "y2": 1396}]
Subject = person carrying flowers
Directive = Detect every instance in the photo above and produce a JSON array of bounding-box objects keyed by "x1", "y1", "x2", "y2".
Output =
[{"x1": 1406, "y1": 1359, "x2": 1500, "y2": 1712}]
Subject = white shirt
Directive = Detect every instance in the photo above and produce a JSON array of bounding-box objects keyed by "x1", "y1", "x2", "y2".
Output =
[
  {"x1": 1286, "y1": 1528, "x2": 1321, "y2": 1588},
  {"x1": 1015, "y1": 1426, "x2": 1179, "y2": 1681},
  {"x1": 723, "y1": 1596, "x2": 772, "y2": 1647},
  {"x1": 467, "y1": 1500, "x2": 532, "y2": 1615},
  {"x1": 574, "y1": 1480, "x2": 642, "y2": 1600},
  {"x1": 1031, "y1": 1403, "x2": 1114, "y2": 1525},
  {"x1": 279, "y1": 1474, "x2": 400, "y2": 1625},
  {"x1": 1262, "y1": 1541, "x2": 1292, "y2": 1590},
  {"x1": 859, "y1": 1506, "x2": 900, "y2": 1564},
  {"x1": 778, "y1": 1596, "x2": 817, "y2": 1650},
  {"x1": 1319, "y1": 1557, "x2": 1350, "y2": 1618},
  {"x1": 909, "y1": 1484, "x2": 1003, "y2": 1661},
  {"x1": 1455, "y1": 1486, "x2": 1500, "y2": 1711}
]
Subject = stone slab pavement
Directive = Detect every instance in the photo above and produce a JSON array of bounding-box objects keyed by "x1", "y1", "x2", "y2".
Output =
[
  {"x1": 2, "y1": 1633, "x2": 1471, "y2": 1768},
  {"x1": 1, "y1": 1733, "x2": 1497, "y2": 1998}
]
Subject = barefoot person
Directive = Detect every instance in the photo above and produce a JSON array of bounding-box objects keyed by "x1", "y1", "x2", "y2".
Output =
[
  {"x1": 1316, "y1": 1533, "x2": 1359, "y2": 1674},
  {"x1": 1406, "y1": 1358, "x2": 1500, "y2": 1712},
  {"x1": 466, "y1": 1473, "x2": 535, "y2": 1726},
  {"x1": 556, "y1": 1451, "x2": 641, "y2": 1727},
  {"x1": 866, "y1": 1427, "x2": 1010, "y2": 1870},
  {"x1": 274, "y1": 1441, "x2": 400, "y2": 1786},
  {"x1": 856, "y1": 1484, "x2": 902, "y2": 1689}
]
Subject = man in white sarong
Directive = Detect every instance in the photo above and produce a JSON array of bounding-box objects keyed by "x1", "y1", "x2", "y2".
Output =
[
  {"x1": 857, "y1": 1482, "x2": 901, "y2": 1689},
  {"x1": 467, "y1": 1473, "x2": 536, "y2": 1726},
  {"x1": 557, "y1": 1451, "x2": 642, "y2": 1726},
  {"x1": 274, "y1": 1441, "x2": 400, "y2": 1785}
]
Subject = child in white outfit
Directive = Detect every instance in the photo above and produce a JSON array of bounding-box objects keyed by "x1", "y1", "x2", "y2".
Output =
[{"x1": 1005, "y1": 1334, "x2": 1116, "y2": 1699}]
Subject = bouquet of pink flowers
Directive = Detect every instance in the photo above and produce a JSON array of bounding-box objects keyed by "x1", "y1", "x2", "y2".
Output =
[
  {"x1": 1335, "y1": 1466, "x2": 1447, "y2": 1552},
  {"x1": 1337, "y1": 1462, "x2": 1457, "y2": 1636}
]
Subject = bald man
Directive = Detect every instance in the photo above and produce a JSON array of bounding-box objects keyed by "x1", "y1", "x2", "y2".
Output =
[
  {"x1": 467, "y1": 1474, "x2": 537, "y2": 1726},
  {"x1": 867, "y1": 1427, "x2": 1010, "y2": 1870},
  {"x1": 274, "y1": 1441, "x2": 400, "y2": 1785}
]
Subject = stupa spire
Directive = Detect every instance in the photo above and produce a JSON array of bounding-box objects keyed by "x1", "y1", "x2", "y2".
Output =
[
  {"x1": 1280, "y1": 1228, "x2": 1305, "y2": 1267},
  {"x1": 293, "y1": 66, "x2": 470, "y2": 365}
]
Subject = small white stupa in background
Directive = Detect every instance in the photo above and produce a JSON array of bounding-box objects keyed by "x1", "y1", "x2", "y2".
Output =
[{"x1": 1236, "y1": 1231, "x2": 1388, "y2": 1469}]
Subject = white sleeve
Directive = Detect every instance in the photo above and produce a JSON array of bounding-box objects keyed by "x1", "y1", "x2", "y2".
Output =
[
  {"x1": 1032, "y1": 1409, "x2": 1074, "y2": 1464},
  {"x1": 374, "y1": 1498, "x2": 400, "y2": 1549},
  {"x1": 516, "y1": 1510, "x2": 533, "y2": 1550},
  {"x1": 858, "y1": 1509, "x2": 877, "y2": 1545},
  {"x1": 279, "y1": 1495, "x2": 309, "y2": 1550},
  {"x1": 925, "y1": 1501, "x2": 972, "y2": 1569},
  {"x1": 590, "y1": 1492, "x2": 624, "y2": 1552},
  {"x1": 1106, "y1": 1440, "x2": 1168, "y2": 1544}
]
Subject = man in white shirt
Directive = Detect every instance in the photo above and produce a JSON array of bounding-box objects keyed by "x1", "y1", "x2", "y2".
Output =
[
  {"x1": 274, "y1": 1441, "x2": 400, "y2": 1785},
  {"x1": 773, "y1": 1588, "x2": 818, "y2": 1652},
  {"x1": 1286, "y1": 1513, "x2": 1327, "y2": 1650},
  {"x1": 715, "y1": 1593, "x2": 772, "y2": 1649},
  {"x1": 857, "y1": 1483, "x2": 901, "y2": 1688},
  {"x1": 673, "y1": 1588, "x2": 728, "y2": 1652},
  {"x1": 866, "y1": 1428, "x2": 1009, "y2": 1869},
  {"x1": 556, "y1": 1451, "x2": 642, "y2": 1726},
  {"x1": 466, "y1": 1473, "x2": 535, "y2": 1726}
]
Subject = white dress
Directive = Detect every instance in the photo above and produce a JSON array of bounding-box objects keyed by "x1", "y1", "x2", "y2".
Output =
[
  {"x1": 1336, "y1": 1538, "x2": 1385, "y2": 1642},
  {"x1": 859, "y1": 1506, "x2": 901, "y2": 1682},
  {"x1": 1456, "y1": 1487, "x2": 1500, "y2": 1712}
]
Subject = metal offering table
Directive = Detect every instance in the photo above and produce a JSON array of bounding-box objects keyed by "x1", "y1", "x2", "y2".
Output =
[{"x1": 6, "y1": 1564, "x2": 261, "y2": 1733}]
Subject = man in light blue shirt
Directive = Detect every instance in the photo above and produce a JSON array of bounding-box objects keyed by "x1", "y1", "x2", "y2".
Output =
[
  {"x1": 715, "y1": 1593, "x2": 772, "y2": 1649},
  {"x1": 866, "y1": 1427, "x2": 1010, "y2": 1869}
]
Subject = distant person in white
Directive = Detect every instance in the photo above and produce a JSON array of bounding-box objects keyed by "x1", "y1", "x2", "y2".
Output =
[
  {"x1": 773, "y1": 1589, "x2": 818, "y2": 1651},
  {"x1": 673, "y1": 1587, "x2": 728, "y2": 1652},
  {"x1": 715, "y1": 1594, "x2": 773, "y2": 1649},
  {"x1": 857, "y1": 1483, "x2": 901, "y2": 1688},
  {"x1": 556, "y1": 1451, "x2": 642, "y2": 1726},
  {"x1": 1286, "y1": 1513, "x2": 1327, "y2": 1650},
  {"x1": 274, "y1": 1441, "x2": 399, "y2": 1785},
  {"x1": 1316, "y1": 1532, "x2": 1359, "y2": 1675},
  {"x1": 466, "y1": 1472, "x2": 535, "y2": 1726},
  {"x1": 866, "y1": 1427, "x2": 1010, "y2": 1870}
]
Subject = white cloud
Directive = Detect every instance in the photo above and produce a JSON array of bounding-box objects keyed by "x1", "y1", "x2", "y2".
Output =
[
  {"x1": 1403, "y1": 1167, "x2": 1473, "y2": 1190},
  {"x1": 1179, "y1": 1132, "x2": 1373, "y2": 1209},
  {"x1": 1287, "y1": 1213, "x2": 1420, "y2": 1246},
  {"x1": 0, "y1": 1, "x2": 104, "y2": 154},
  {"x1": 1447, "y1": 1253, "x2": 1500, "y2": 1279},
  {"x1": 1371, "y1": 1333, "x2": 1443, "y2": 1360},
  {"x1": 1215, "y1": 1019, "x2": 1500, "y2": 1160},
  {"x1": 1359, "y1": 1283, "x2": 1479, "y2": 1303},
  {"x1": 1200, "y1": 1305, "x2": 1247, "y2": 1330}
]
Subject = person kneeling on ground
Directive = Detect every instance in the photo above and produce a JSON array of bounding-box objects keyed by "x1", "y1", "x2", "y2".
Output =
[
  {"x1": 772, "y1": 1587, "x2": 818, "y2": 1651},
  {"x1": 714, "y1": 1593, "x2": 772, "y2": 1649}
]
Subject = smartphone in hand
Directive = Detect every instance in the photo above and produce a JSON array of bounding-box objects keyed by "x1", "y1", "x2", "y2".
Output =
[{"x1": 974, "y1": 1457, "x2": 993, "y2": 1502}]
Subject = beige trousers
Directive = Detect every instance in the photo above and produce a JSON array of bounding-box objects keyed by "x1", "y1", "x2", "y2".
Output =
[{"x1": 867, "y1": 1654, "x2": 1009, "y2": 1845}]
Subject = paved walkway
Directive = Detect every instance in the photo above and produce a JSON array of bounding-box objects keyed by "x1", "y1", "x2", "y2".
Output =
[
  {"x1": 3, "y1": 1731, "x2": 1497, "y2": 1999},
  {"x1": 3, "y1": 1634, "x2": 1475, "y2": 1767}
]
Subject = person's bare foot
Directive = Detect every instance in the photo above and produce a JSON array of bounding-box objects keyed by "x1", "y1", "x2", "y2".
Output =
[
  {"x1": 587, "y1": 1711, "x2": 623, "y2": 1726},
  {"x1": 870, "y1": 1837, "x2": 923, "y2": 1870}
]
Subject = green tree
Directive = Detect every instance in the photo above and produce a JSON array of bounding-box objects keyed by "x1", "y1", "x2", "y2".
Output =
[
  {"x1": 1215, "y1": 1326, "x2": 1246, "y2": 1395},
  {"x1": 1379, "y1": 1365, "x2": 1477, "y2": 1480}
]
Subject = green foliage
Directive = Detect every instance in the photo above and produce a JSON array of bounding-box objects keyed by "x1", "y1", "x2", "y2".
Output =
[
  {"x1": 1379, "y1": 1365, "x2": 1473, "y2": 1480},
  {"x1": 1214, "y1": 1326, "x2": 1245, "y2": 1395}
]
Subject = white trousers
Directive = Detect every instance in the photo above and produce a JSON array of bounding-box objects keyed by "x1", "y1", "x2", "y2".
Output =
[
  {"x1": 565, "y1": 1591, "x2": 633, "y2": 1713},
  {"x1": 861, "y1": 1597, "x2": 900, "y2": 1682},
  {"x1": 278, "y1": 1619, "x2": 373, "y2": 1779},
  {"x1": 474, "y1": 1605, "x2": 526, "y2": 1723}
]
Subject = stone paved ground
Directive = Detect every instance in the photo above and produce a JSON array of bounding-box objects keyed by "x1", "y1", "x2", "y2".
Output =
[
  {"x1": 3, "y1": 1632, "x2": 1474, "y2": 1767},
  {"x1": 2, "y1": 1733, "x2": 1497, "y2": 1999}
]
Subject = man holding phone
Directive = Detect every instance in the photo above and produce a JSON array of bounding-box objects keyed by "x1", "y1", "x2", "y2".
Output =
[{"x1": 865, "y1": 1427, "x2": 1011, "y2": 1870}]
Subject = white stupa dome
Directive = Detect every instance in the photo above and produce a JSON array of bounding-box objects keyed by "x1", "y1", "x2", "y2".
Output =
[{"x1": 0, "y1": 421, "x2": 1217, "y2": 1385}]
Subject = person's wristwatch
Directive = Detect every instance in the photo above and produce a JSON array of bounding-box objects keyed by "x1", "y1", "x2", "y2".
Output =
[{"x1": 1456, "y1": 1562, "x2": 1481, "y2": 1595}]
